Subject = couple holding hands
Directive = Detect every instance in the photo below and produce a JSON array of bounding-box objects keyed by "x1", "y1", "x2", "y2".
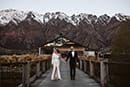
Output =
[{"x1": 51, "y1": 46, "x2": 79, "y2": 80}]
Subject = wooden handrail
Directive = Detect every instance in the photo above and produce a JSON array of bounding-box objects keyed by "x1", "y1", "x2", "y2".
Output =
[
  {"x1": 78, "y1": 58, "x2": 130, "y2": 87},
  {"x1": 0, "y1": 58, "x2": 51, "y2": 87},
  {"x1": 0, "y1": 58, "x2": 50, "y2": 65},
  {"x1": 104, "y1": 61, "x2": 130, "y2": 65}
]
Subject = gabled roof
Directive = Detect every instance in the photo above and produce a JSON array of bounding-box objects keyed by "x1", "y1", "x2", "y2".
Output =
[{"x1": 41, "y1": 35, "x2": 86, "y2": 47}]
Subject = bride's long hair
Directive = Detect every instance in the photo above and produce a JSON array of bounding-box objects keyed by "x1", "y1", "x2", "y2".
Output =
[{"x1": 53, "y1": 48, "x2": 60, "y2": 54}]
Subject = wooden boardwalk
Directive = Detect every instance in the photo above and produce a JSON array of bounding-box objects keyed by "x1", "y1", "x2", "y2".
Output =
[{"x1": 31, "y1": 62, "x2": 101, "y2": 87}]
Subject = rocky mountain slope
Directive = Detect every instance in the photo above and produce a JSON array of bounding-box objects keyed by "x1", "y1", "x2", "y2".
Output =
[{"x1": 0, "y1": 9, "x2": 130, "y2": 50}]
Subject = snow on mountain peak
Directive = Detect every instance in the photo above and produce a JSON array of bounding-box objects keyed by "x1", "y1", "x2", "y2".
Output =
[
  {"x1": 26, "y1": 11, "x2": 43, "y2": 23},
  {"x1": 95, "y1": 14, "x2": 111, "y2": 25},
  {"x1": 0, "y1": 9, "x2": 130, "y2": 26},
  {"x1": 43, "y1": 12, "x2": 76, "y2": 25},
  {"x1": 115, "y1": 13, "x2": 130, "y2": 21},
  {"x1": 0, "y1": 9, "x2": 27, "y2": 25},
  {"x1": 71, "y1": 13, "x2": 98, "y2": 25}
]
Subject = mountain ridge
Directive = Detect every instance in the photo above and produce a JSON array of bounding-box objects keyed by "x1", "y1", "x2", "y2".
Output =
[
  {"x1": 0, "y1": 9, "x2": 130, "y2": 51},
  {"x1": 0, "y1": 9, "x2": 130, "y2": 26}
]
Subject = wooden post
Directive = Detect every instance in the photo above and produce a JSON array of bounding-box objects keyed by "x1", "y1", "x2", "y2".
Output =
[
  {"x1": 82, "y1": 60, "x2": 84, "y2": 71},
  {"x1": 85, "y1": 60, "x2": 88, "y2": 72},
  {"x1": 42, "y1": 61, "x2": 45, "y2": 73},
  {"x1": 36, "y1": 61, "x2": 40, "y2": 77},
  {"x1": 97, "y1": 52, "x2": 99, "y2": 60},
  {"x1": 80, "y1": 59, "x2": 82, "y2": 70},
  {"x1": 78, "y1": 59, "x2": 80, "y2": 69},
  {"x1": 84, "y1": 60, "x2": 87, "y2": 73},
  {"x1": 0, "y1": 64, "x2": 1, "y2": 86},
  {"x1": 100, "y1": 59, "x2": 108, "y2": 87},
  {"x1": 39, "y1": 47, "x2": 41, "y2": 55},
  {"x1": 90, "y1": 60, "x2": 94, "y2": 77},
  {"x1": 46, "y1": 60, "x2": 49, "y2": 70},
  {"x1": 48, "y1": 59, "x2": 51, "y2": 69},
  {"x1": 22, "y1": 62, "x2": 30, "y2": 87}
]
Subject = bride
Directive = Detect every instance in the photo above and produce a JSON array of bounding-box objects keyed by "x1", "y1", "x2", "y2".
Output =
[{"x1": 51, "y1": 48, "x2": 62, "y2": 80}]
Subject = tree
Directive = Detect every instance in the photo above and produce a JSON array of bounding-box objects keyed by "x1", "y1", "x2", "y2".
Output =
[{"x1": 111, "y1": 22, "x2": 130, "y2": 62}]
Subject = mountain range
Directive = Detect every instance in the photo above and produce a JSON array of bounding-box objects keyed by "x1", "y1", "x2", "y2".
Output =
[{"x1": 0, "y1": 9, "x2": 130, "y2": 51}]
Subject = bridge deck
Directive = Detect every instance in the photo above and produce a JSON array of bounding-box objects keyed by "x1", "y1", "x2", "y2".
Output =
[{"x1": 31, "y1": 62, "x2": 101, "y2": 87}]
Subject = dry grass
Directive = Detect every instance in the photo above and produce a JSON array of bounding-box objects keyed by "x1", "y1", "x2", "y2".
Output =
[
  {"x1": 0, "y1": 54, "x2": 51, "y2": 63},
  {"x1": 79, "y1": 55, "x2": 97, "y2": 60}
]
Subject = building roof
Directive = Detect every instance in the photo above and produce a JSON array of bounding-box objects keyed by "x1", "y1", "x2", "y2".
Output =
[{"x1": 42, "y1": 35, "x2": 86, "y2": 48}]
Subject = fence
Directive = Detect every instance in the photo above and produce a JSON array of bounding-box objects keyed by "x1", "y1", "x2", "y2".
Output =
[
  {"x1": 79, "y1": 58, "x2": 130, "y2": 87},
  {"x1": 0, "y1": 58, "x2": 51, "y2": 87}
]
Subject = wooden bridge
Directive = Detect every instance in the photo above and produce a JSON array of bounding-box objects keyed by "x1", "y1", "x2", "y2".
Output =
[
  {"x1": 0, "y1": 57, "x2": 130, "y2": 87},
  {"x1": 31, "y1": 62, "x2": 100, "y2": 87}
]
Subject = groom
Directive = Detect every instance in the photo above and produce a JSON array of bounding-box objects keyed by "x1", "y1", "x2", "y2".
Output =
[{"x1": 66, "y1": 46, "x2": 79, "y2": 80}]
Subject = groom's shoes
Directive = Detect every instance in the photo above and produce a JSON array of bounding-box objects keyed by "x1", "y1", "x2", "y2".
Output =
[
  {"x1": 71, "y1": 77, "x2": 73, "y2": 80},
  {"x1": 72, "y1": 78, "x2": 75, "y2": 80},
  {"x1": 71, "y1": 77, "x2": 75, "y2": 80}
]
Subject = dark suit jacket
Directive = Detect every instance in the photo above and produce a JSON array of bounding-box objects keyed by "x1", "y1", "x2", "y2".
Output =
[{"x1": 66, "y1": 51, "x2": 79, "y2": 68}]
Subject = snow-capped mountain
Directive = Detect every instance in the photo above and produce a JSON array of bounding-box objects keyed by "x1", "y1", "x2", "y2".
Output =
[
  {"x1": 0, "y1": 9, "x2": 27, "y2": 25},
  {"x1": 0, "y1": 9, "x2": 130, "y2": 26},
  {"x1": 43, "y1": 12, "x2": 75, "y2": 25},
  {"x1": 115, "y1": 13, "x2": 130, "y2": 21},
  {"x1": 26, "y1": 11, "x2": 43, "y2": 23},
  {"x1": 0, "y1": 9, "x2": 44, "y2": 25},
  {"x1": 0, "y1": 9, "x2": 130, "y2": 50}
]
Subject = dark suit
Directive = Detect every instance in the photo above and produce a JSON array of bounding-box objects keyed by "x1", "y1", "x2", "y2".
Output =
[{"x1": 66, "y1": 51, "x2": 79, "y2": 80}]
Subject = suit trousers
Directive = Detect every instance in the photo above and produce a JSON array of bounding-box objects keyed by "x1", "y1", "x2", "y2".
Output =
[{"x1": 70, "y1": 63, "x2": 76, "y2": 80}]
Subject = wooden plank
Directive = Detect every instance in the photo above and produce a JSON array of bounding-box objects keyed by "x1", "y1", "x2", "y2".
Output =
[{"x1": 31, "y1": 62, "x2": 101, "y2": 87}]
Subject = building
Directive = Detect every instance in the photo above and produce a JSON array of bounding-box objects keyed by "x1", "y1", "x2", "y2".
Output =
[{"x1": 38, "y1": 36, "x2": 85, "y2": 56}]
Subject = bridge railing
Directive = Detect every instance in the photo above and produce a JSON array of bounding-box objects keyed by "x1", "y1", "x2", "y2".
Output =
[
  {"x1": 79, "y1": 57, "x2": 130, "y2": 87},
  {"x1": 104, "y1": 62, "x2": 130, "y2": 87},
  {"x1": 0, "y1": 58, "x2": 51, "y2": 87}
]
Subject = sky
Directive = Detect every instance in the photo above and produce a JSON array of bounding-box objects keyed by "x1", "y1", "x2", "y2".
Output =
[{"x1": 0, "y1": 0, "x2": 130, "y2": 16}]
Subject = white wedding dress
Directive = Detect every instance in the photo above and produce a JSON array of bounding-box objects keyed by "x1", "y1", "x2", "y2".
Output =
[{"x1": 51, "y1": 53, "x2": 61, "y2": 80}]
